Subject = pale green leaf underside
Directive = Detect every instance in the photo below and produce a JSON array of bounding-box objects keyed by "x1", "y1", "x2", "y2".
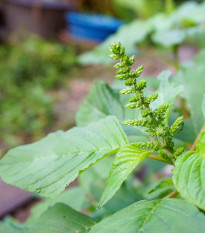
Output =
[
  {"x1": 23, "y1": 203, "x2": 96, "y2": 233},
  {"x1": 173, "y1": 131, "x2": 205, "y2": 211},
  {"x1": 76, "y1": 81, "x2": 136, "y2": 126},
  {"x1": 0, "y1": 221, "x2": 22, "y2": 233},
  {"x1": 28, "y1": 187, "x2": 87, "y2": 223},
  {"x1": 90, "y1": 199, "x2": 205, "y2": 233},
  {"x1": 151, "y1": 70, "x2": 183, "y2": 109},
  {"x1": 0, "y1": 116, "x2": 128, "y2": 197},
  {"x1": 148, "y1": 178, "x2": 174, "y2": 194},
  {"x1": 99, "y1": 144, "x2": 153, "y2": 208},
  {"x1": 173, "y1": 62, "x2": 205, "y2": 141}
]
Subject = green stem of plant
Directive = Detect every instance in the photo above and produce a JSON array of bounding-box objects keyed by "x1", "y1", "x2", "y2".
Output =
[
  {"x1": 165, "y1": 190, "x2": 178, "y2": 198},
  {"x1": 148, "y1": 154, "x2": 173, "y2": 165}
]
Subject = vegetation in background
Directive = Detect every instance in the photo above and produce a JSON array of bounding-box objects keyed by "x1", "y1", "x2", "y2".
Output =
[
  {"x1": 79, "y1": 1, "x2": 205, "y2": 66},
  {"x1": 77, "y1": 0, "x2": 187, "y2": 21},
  {"x1": 0, "y1": 37, "x2": 76, "y2": 153}
]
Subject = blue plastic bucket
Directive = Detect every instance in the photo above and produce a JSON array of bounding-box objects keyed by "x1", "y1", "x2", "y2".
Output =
[{"x1": 66, "y1": 12, "x2": 124, "y2": 42}]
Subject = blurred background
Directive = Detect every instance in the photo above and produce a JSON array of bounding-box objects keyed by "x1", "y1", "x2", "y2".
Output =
[{"x1": 0, "y1": 0, "x2": 205, "y2": 224}]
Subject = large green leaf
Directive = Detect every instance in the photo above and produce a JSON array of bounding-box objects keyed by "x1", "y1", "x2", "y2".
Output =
[
  {"x1": 173, "y1": 130, "x2": 205, "y2": 211},
  {"x1": 23, "y1": 204, "x2": 96, "y2": 233},
  {"x1": 90, "y1": 199, "x2": 205, "y2": 233},
  {"x1": 76, "y1": 81, "x2": 139, "y2": 126},
  {"x1": 0, "y1": 116, "x2": 128, "y2": 197},
  {"x1": 76, "y1": 81, "x2": 147, "y2": 142},
  {"x1": 28, "y1": 187, "x2": 87, "y2": 222},
  {"x1": 99, "y1": 144, "x2": 153, "y2": 208}
]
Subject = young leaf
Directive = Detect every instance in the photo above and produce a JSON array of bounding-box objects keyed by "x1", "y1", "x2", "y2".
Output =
[
  {"x1": 173, "y1": 130, "x2": 205, "y2": 211},
  {"x1": 99, "y1": 144, "x2": 153, "y2": 208},
  {"x1": 148, "y1": 178, "x2": 174, "y2": 194},
  {"x1": 23, "y1": 203, "x2": 96, "y2": 233},
  {"x1": 90, "y1": 199, "x2": 205, "y2": 233},
  {"x1": 0, "y1": 116, "x2": 128, "y2": 197}
]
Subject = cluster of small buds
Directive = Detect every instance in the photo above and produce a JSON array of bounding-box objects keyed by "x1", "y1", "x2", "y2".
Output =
[
  {"x1": 110, "y1": 42, "x2": 184, "y2": 162},
  {"x1": 124, "y1": 119, "x2": 150, "y2": 127},
  {"x1": 171, "y1": 147, "x2": 185, "y2": 159},
  {"x1": 170, "y1": 116, "x2": 184, "y2": 136},
  {"x1": 153, "y1": 104, "x2": 169, "y2": 123},
  {"x1": 135, "y1": 142, "x2": 159, "y2": 150}
]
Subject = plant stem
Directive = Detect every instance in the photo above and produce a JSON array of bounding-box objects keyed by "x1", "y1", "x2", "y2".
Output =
[
  {"x1": 148, "y1": 154, "x2": 173, "y2": 165},
  {"x1": 190, "y1": 124, "x2": 205, "y2": 151},
  {"x1": 165, "y1": 190, "x2": 178, "y2": 198}
]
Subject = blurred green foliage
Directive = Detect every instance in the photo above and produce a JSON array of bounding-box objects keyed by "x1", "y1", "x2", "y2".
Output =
[
  {"x1": 79, "y1": 1, "x2": 205, "y2": 66},
  {"x1": 0, "y1": 37, "x2": 77, "y2": 152},
  {"x1": 78, "y1": 0, "x2": 190, "y2": 21}
]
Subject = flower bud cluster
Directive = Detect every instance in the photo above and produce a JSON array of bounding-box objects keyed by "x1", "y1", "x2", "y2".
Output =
[
  {"x1": 170, "y1": 116, "x2": 184, "y2": 136},
  {"x1": 110, "y1": 42, "x2": 184, "y2": 162},
  {"x1": 135, "y1": 142, "x2": 158, "y2": 150}
]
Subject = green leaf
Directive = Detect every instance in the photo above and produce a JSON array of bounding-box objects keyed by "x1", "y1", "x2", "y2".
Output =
[
  {"x1": 173, "y1": 130, "x2": 205, "y2": 211},
  {"x1": 99, "y1": 144, "x2": 153, "y2": 208},
  {"x1": 0, "y1": 220, "x2": 22, "y2": 233},
  {"x1": 148, "y1": 178, "x2": 174, "y2": 194},
  {"x1": 24, "y1": 203, "x2": 96, "y2": 233},
  {"x1": 76, "y1": 81, "x2": 147, "y2": 142},
  {"x1": 0, "y1": 116, "x2": 128, "y2": 197},
  {"x1": 152, "y1": 29, "x2": 186, "y2": 47},
  {"x1": 90, "y1": 199, "x2": 205, "y2": 233},
  {"x1": 76, "y1": 81, "x2": 139, "y2": 126},
  {"x1": 186, "y1": 26, "x2": 205, "y2": 48},
  {"x1": 173, "y1": 62, "x2": 205, "y2": 142},
  {"x1": 151, "y1": 71, "x2": 183, "y2": 109},
  {"x1": 28, "y1": 187, "x2": 87, "y2": 222},
  {"x1": 79, "y1": 157, "x2": 143, "y2": 221}
]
